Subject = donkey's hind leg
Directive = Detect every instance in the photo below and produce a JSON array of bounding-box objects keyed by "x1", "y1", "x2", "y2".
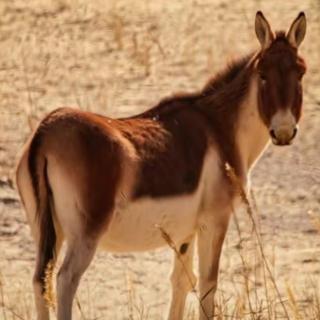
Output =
[
  {"x1": 167, "y1": 236, "x2": 196, "y2": 320},
  {"x1": 56, "y1": 237, "x2": 97, "y2": 320}
]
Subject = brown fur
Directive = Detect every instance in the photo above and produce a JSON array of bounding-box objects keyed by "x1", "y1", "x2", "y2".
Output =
[
  {"x1": 25, "y1": 54, "x2": 256, "y2": 276},
  {"x1": 24, "y1": 32, "x2": 306, "y2": 238},
  {"x1": 120, "y1": 111, "x2": 209, "y2": 198},
  {"x1": 29, "y1": 108, "x2": 124, "y2": 235}
]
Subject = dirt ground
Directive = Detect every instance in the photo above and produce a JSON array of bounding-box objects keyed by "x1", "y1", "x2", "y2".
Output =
[{"x1": 0, "y1": 0, "x2": 320, "y2": 319}]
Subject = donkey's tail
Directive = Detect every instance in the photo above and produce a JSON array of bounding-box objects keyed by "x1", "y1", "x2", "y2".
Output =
[{"x1": 28, "y1": 129, "x2": 57, "y2": 294}]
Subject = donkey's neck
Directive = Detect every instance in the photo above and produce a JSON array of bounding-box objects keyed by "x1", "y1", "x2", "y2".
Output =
[{"x1": 236, "y1": 74, "x2": 270, "y2": 178}]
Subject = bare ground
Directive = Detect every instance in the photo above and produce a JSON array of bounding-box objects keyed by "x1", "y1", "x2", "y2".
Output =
[{"x1": 0, "y1": 0, "x2": 320, "y2": 319}]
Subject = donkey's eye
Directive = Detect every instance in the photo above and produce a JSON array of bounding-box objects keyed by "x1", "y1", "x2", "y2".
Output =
[
  {"x1": 297, "y1": 66, "x2": 306, "y2": 81},
  {"x1": 298, "y1": 71, "x2": 304, "y2": 81},
  {"x1": 259, "y1": 73, "x2": 267, "y2": 82}
]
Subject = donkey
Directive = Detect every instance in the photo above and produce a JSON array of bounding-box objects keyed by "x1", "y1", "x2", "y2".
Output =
[{"x1": 16, "y1": 11, "x2": 306, "y2": 320}]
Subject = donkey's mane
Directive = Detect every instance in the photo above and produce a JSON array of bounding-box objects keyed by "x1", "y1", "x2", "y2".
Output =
[
  {"x1": 275, "y1": 31, "x2": 287, "y2": 40},
  {"x1": 202, "y1": 53, "x2": 254, "y2": 96},
  {"x1": 123, "y1": 53, "x2": 256, "y2": 176},
  {"x1": 127, "y1": 53, "x2": 255, "y2": 120}
]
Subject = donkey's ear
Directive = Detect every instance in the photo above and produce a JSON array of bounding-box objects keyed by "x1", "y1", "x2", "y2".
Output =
[
  {"x1": 255, "y1": 11, "x2": 274, "y2": 50},
  {"x1": 287, "y1": 12, "x2": 306, "y2": 48}
]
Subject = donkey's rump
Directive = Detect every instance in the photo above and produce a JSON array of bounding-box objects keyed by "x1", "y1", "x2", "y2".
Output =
[{"x1": 26, "y1": 108, "x2": 134, "y2": 238}]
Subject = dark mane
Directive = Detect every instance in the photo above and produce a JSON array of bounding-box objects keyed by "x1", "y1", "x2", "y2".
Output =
[
  {"x1": 265, "y1": 31, "x2": 297, "y2": 51},
  {"x1": 126, "y1": 53, "x2": 255, "y2": 121},
  {"x1": 202, "y1": 53, "x2": 254, "y2": 96},
  {"x1": 275, "y1": 31, "x2": 287, "y2": 40},
  {"x1": 129, "y1": 91, "x2": 199, "y2": 120}
]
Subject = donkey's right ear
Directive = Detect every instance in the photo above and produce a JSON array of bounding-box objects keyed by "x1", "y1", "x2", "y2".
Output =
[
  {"x1": 286, "y1": 12, "x2": 306, "y2": 48},
  {"x1": 255, "y1": 11, "x2": 274, "y2": 50}
]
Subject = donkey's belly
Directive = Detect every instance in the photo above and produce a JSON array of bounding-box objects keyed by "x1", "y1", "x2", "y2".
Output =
[{"x1": 99, "y1": 193, "x2": 201, "y2": 252}]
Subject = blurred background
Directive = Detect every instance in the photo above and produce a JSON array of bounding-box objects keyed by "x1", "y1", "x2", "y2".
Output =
[{"x1": 0, "y1": 0, "x2": 319, "y2": 319}]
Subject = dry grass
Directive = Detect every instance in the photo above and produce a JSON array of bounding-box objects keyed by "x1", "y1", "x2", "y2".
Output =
[
  {"x1": 1, "y1": 178, "x2": 320, "y2": 320},
  {"x1": 0, "y1": 0, "x2": 319, "y2": 319}
]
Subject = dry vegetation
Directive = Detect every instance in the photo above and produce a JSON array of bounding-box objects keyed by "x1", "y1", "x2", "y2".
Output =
[{"x1": 0, "y1": 0, "x2": 320, "y2": 319}]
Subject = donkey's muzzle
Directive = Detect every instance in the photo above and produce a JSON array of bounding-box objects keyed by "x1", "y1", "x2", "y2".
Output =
[{"x1": 269, "y1": 127, "x2": 298, "y2": 146}]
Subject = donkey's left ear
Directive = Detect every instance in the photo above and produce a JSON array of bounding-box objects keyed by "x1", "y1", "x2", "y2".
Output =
[
  {"x1": 255, "y1": 11, "x2": 274, "y2": 50},
  {"x1": 287, "y1": 12, "x2": 307, "y2": 48}
]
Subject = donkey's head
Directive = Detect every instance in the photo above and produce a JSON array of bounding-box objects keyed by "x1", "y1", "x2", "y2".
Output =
[{"x1": 255, "y1": 12, "x2": 307, "y2": 146}]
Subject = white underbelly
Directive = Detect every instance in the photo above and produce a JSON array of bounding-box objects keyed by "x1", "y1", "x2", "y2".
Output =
[
  {"x1": 99, "y1": 192, "x2": 202, "y2": 252},
  {"x1": 98, "y1": 148, "x2": 221, "y2": 252}
]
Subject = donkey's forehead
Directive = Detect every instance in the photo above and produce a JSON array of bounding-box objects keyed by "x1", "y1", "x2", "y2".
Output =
[
  {"x1": 259, "y1": 38, "x2": 300, "y2": 69},
  {"x1": 261, "y1": 50, "x2": 296, "y2": 67}
]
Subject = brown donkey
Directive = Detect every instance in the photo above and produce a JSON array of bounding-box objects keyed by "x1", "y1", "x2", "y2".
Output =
[{"x1": 16, "y1": 12, "x2": 307, "y2": 320}]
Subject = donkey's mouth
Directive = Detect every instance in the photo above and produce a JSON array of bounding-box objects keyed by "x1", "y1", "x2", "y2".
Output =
[
  {"x1": 269, "y1": 128, "x2": 297, "y2": 146},
  {"x1": 271, "y1": 138, "x2": 293, "y2": 146}
]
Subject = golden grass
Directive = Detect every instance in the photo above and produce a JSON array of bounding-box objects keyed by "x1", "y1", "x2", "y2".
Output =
[
  {"x1": 2, "y1": 190, "x2": 318, "y2": 320},
  {"x1": 1, "y1": 0, "x2": 319, "y2": 319},
  {"x1": 1, "y1": 181, "x2": 320, "y2": 319}
]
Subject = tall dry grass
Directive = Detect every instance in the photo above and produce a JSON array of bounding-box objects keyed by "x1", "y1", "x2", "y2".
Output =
[
  {"x1": 1, "y1": 0, "x2": 319, "y2": 319},
  {"x1": 1, "y1": 164, "x2": 320, "y2": 319}
]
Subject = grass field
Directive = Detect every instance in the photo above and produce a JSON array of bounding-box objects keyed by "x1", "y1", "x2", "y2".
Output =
[{"x1": 0, "y1": 0, "x2": 320, "y2": 319}]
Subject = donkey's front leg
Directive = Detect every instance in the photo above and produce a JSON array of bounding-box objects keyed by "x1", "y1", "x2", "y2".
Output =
[
  {"x1": 167, "y1": 236, "x2": 197, "y2": 320},
  {"x1": 197, "y1": 208, "x2": 231, "y2": 320}
]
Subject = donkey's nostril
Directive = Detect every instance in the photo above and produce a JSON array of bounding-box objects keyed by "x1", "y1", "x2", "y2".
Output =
[
  {"x1": 269, "y1": 129, "x2": 277, "y2": 140},
  {"x1": 291, "y1": 127, "x2": 298, "y2": 139}
]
